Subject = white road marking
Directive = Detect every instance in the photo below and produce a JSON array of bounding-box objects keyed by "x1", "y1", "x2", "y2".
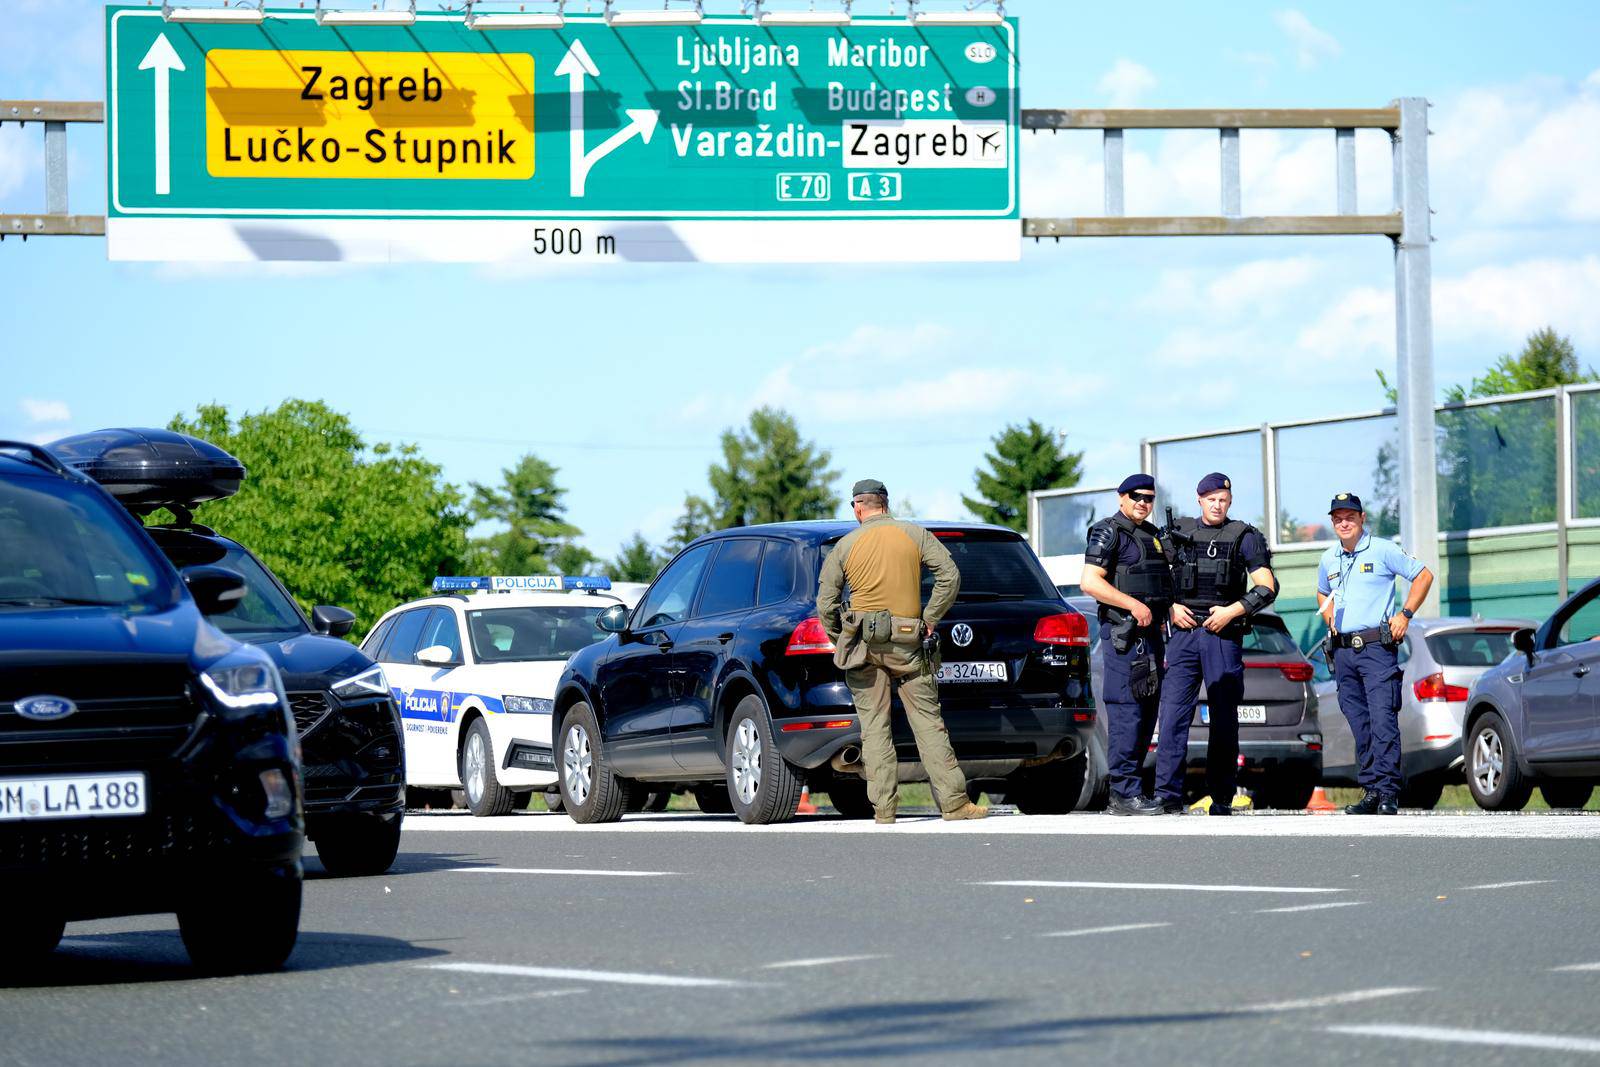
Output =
[
  {"x1": 463, "y1": 990, "x2": 585, "y2": 1007},
  {"x1": 448, "y1": 867, "x2": 675, "y2": 877},
  {"x1": 1042, "y1": 922, "x2": 1173, "y2": 938},
  {"x1": 1257, "y1": 901, "x2": 1367, "y2": 914},
  {"x1": 761, "y1": 955, "x2": 887, "y2": 970},
  {"x1": 402, "y1": 812, "x2": 1600, "y2": 840},
  {"x1": 979, "y1": 880, "x2": 1342, "y2": 894},
  {"x1": 1462, "y1": 879, "x2": 1554, "y2": 890},
  {"x1": 423, "y1": 962, "x2": 753, "y2": 989},
  {"x1": 1328, "y1": 1023, "x2": 1600, "y2": 1053},
  {"x1": 1553, "y1": 962, "x2": 1600, "y2": 972},
  {"x1": 1242, "y1": 987, "x2": 1429, "y2": 1013}
]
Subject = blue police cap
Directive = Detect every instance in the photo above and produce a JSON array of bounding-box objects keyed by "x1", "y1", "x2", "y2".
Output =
[
  {"x1": 1196, "y1": 472, "x2": 1231, "y2": 496},
  {"x1": 1329, "y1": 492, "x2": 1364, "y2": 514},
  {"x1": 1118, "y1": 474, "x2": 1155, "y2": 495}
]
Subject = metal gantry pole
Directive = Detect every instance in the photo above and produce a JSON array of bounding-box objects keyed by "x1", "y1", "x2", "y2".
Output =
[{"x1": 1392, "y1": 97, "x2": 1441, "y2": 612}]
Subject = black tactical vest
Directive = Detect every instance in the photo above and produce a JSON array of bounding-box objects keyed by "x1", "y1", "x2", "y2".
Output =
[
  {"x1": 1101, "y1": 515, "x2": 1174, "y2": 614},
  {"x1": 1174, "y1": 518, "x2": 1252, "y2": 609}
]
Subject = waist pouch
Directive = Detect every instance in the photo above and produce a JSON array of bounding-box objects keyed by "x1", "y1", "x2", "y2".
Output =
[{"x1": 862, "y1": 610, "x2": 923, "y2": 647}]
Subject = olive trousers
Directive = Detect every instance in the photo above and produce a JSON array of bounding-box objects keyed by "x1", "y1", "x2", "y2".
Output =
[{"x1": 846, "y1": 645, "x2": 968, "y2": 815}]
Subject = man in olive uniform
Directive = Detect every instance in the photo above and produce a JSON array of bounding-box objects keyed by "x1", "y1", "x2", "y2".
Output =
[{"x1": 816, "y1": 479, "x2": 987, "y2": 824}]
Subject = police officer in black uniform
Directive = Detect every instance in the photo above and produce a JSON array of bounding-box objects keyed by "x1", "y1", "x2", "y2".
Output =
[
  {"x1": 1080, "y1": 474, "x2": 1174, "y2": 816},
  {"x1": 1154, "y1": 473, "x2": 1277, "y2": 814}
]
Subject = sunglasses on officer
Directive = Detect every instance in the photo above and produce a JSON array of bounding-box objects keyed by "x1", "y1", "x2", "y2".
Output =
[{"x1": 1128, "y1": 491, "x2": 1156, "y2": 504}]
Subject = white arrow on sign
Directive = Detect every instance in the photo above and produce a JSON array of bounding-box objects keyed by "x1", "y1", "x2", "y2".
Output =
[
  {"x1": 554, "y1": 39, "x2": 659, "y2": 198},
  {"x1": 138, "y1": 33, "x2": 185, "y2": 196}
]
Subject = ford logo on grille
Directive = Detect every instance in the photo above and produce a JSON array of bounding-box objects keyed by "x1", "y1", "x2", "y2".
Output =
[
  {"x1": 951, "y1": 623, "x2": 974, "y2": 647},
  {"x1": 14, "y1": 695, "x2": 77, "y2": 722}
]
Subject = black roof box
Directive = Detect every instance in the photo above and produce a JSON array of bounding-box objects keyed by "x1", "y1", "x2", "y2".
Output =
[{"x1": 48, "y1": 428, "x2": 245, "y2": 513}]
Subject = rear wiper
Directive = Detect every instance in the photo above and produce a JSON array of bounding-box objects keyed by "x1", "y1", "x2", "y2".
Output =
[{"x1": 0, "y1": 596, "x2": 124, "y2": 607}]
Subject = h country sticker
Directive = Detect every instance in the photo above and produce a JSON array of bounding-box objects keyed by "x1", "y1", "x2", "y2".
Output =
[{"x1": 203, "y1": 49, "x2": 534, "y2": 181}]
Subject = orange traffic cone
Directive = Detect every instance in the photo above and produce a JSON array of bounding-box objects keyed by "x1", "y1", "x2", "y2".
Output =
[
  {"x1": 1305, "y1": 786, "x2": 1338, "y2": 813},
  {"x1": 796, "y1": 786, "x2": 818, "y2": 815}
]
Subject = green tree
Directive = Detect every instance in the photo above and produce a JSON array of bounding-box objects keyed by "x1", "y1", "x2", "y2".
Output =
[
  {"x1": 167, "y1": 400, "x2": 468, "y2": 634},
  {"x1": 1449, "y1": 327, "x2": 1594, "y2": 401},
  {"x1": 706, "y1": 407, "x2": 840, "y2": 527},
  {"x1": 609, "y1": 533, "x2": 659, "y2": 583},
  {"x1": 660, "y1": 493, "x2": 718, "y2": 558},
  {"x1": 962, "y1": 419, "x2": 1084, "y2": 532},
  {"x1": 466, "y1": 454, "x2": 587, "y2": 576}
]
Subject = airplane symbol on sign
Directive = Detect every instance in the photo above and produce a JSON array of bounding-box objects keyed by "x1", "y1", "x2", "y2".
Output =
[{"x1": 976, "y1": 131, "x2": 1001, "y2": 155}]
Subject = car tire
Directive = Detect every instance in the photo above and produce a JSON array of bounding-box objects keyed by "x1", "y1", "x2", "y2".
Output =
[
  {"x1": 725, "y1": 694, "x2": 805, "y2": 825},
  {"x1": 1399, "y1": 773, "x2": 1447, "y2": 811},
  {"x1": 1075, "y1": 738, "x2": 1111, "y2": 812},
  {"x1": 1466, "y1": 711, "x2": 1534, "y2": 811},
  {"x1": 460, "y1": 719, "x2": 516, "y2": 818},
  {"x1": 644, "y1": 790, "x2": 672, "y2": 812},
  {"x1": 1259, "y1": 774, "x2": 1317, "y2": 811},
  {"x1": 178, "y1": 864, "x2": 301, "y2": 975},
  {"x1": 692, "y1": 785, "x2": 735, "y2": 814},
  {"x1": 558, "y1": 702, "x2": 631, "y2": 823},
  {"x1": 1539, "y1": 781, "x2": 1594, "y2": 810},
  {"x1": 1010, "y1": 752, "x2": 1089, "y2": 815},
  {"x1": 312, "y1": 811, "x2": 403, "y2": 877},
  {"x1": 542, "y1": 790, "x2": 564, "y2": 813},
  {"x1": 827, "y1": 778, "x2": 875, "y2": 819}
]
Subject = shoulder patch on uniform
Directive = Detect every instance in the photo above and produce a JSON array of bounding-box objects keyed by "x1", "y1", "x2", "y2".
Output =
[{"x1": 1362, "y1": 562, "x2": 1374, "y2": 573}]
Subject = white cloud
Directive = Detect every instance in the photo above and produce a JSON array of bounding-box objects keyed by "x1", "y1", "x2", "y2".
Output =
[
  {"x1": 20, "y1": 398, "x2": 70, "y2": 424},
  {"x1": 1096, "y1": 59, "x2": 1158, "y2": 108},
  {"x1": 1144, "y1": 255, "x2": 1321, "y2": 313},
  {"x1": 1273, "y1": 9, "x2": 1342, "y2": 70}
]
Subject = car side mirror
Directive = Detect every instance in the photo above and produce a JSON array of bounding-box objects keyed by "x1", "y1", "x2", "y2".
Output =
[
  {"x1": 1513, "y1": 627, "x2": 1536, "y2": 662},
  {"x1": 416, "y1": 644, "x2": 457, "y2": 667},
  {"x1": 182, "y1": 565, "x2": 247, "y2": 616},
  {"x1": 312, "y1": 605, "x2": 356, "y2": 638},
  {"x1": 596, "y1": 604, "x2": 629, "y2": 634}
]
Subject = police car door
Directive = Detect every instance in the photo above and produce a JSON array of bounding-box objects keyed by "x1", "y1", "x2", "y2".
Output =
[
  {"x1": 376, "y1": 608, "x2": 440, "y2": 786},
  {"x1": 409, "y1": 606, "x2": 469, "y2": 785}
]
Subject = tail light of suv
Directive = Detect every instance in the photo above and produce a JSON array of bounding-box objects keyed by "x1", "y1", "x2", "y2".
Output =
[
  {"x1": 1414, "y1": 672, "x2": 1470, "y2": 702},
  {"x1": 786, "y1": 617, "x2": 837, "y2": 656},
  {"x1": 1034, "y1": 612, "x2": 1090, "y2": 647},
  {"x1": 1246, "y1": 660, "x2": 1315, "y2": 682}
]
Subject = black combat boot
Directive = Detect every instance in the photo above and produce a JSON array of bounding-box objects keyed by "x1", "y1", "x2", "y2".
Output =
[
  {"x1": 1108, "y1": 794, "x2": 1164, "y2": 816},
  {"x1": 1344, "y1": 789, "x2": 1381, "y2": 815},
  {"x1": 1377, "y1": 796, "x2": 1400, "y2": 815}
]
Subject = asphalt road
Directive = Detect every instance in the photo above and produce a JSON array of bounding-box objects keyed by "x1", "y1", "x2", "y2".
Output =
[{"x1": 7, "y1": 809, "x2": 1600, "y2": 1066}]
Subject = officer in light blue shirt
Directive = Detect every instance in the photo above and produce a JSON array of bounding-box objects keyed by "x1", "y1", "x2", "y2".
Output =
[{"x1": 1316, "y1": 493, "x2": 1434, "y2": 815}]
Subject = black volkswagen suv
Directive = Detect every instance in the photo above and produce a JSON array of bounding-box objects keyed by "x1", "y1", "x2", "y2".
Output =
[
  {"x1": 0, "y1": 442, "x2": 302, "y2": 972},
  {"x1": 49, "y1": 428, "x2": 405, "y2": 876},
  {"x1": 554, "y1": 521, "x2": 1096, "y2": 824}
]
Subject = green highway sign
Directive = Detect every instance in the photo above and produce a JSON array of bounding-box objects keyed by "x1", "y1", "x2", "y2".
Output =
[{"x1": 105, "y1": 6, "x2": 1019, "y2": 263}]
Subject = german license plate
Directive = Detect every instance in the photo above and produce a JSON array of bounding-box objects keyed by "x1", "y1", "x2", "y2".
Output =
[
  {"x1": 0, "y1": 772, "x2": 147, "y2": 822},
  {"x1": 936, "y1": 661, "x2": 1007, "y2": 684},
  {"x1": 1198, "y1": 705, "x2": 1268, "y2": 725}
]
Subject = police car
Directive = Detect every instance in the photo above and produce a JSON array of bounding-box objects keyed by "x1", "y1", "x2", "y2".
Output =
[{"x1": 362, "y1": 575, "x2": 621, "y2": 816}]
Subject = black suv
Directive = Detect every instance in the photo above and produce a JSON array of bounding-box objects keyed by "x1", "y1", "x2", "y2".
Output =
[
  {"x1": 0, "y1": 442, "x2": 302, "y2": 972},
  {"x1": 49, "y1": 429, "x2": 405, "y2": 876},
  {"x1": 554, "y1": 521, "x2": 1096, "y2": 824}
]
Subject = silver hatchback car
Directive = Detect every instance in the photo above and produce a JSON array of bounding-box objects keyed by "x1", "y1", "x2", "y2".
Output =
[{"x1": 1313, "y1": 616, "x2": 1532, "y2": 808}]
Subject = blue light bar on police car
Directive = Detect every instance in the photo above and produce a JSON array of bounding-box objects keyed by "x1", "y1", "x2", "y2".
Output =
[
  {"x1": 433, "y1": 576, "x2": 490, "y2": 592},
  {"x1": 563, "y1": 576, "x2": 613, "y2": 591}
]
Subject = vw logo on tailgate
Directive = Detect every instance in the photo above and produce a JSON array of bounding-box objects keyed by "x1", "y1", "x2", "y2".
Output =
[
  {"x1": 14, "y1": 695, "x2": 77, "y2": 722},
  {"x1": 951, "y1": 624, "x2": 974, "y2": 648}
]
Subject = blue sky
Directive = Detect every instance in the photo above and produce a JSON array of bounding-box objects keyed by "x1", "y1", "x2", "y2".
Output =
[{"x1": 4, "y1": 1, "x2": 1599, "y2": 561}]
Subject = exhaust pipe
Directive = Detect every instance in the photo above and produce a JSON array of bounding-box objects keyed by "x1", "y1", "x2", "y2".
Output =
[{"x1": 830, "y1": 745, "x2": 864, "y2": 776}]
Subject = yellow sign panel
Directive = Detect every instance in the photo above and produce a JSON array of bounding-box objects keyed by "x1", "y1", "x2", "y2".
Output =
[{"x1": 204, "y1": 50, "x2": 534, "y2": 180}]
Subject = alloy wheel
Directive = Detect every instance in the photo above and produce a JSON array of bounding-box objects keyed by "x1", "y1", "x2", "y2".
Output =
[
  {"x1": 731, "y1": 718, "x2": 763, "y2": 804},
  {"x1": 464, "y1": 730, "x2": 486, "y2": 806},
  {"x1": 564, "y1": 723, "x2": 593, "y2": 807},
  {"x1": 1473, "y1": 727, "x2": 1504, "y2": 796}
]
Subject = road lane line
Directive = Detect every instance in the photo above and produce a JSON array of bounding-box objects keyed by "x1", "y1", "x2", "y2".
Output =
[
  {"x1": 1328, "y1": 1024, "x2": 1600, "y2": 1053},
  {"x1": 463, "y1": 990, "x2": 585, "y2": 1007},
  {"x1": 1257, "y1": 901, "x2": 1367, "y2": 914},
  {"x1": 1042, "y1": 922, "x2": 1173, "y2": 938},
  {"x1": 1462, "y1": 879, "x2": 1554, "y2": 890},
  {"x1": 978, "y1": 880, "x2": 1342, "y2": 894},
  {"x1": 761, "y1": 955, "x2": 887, "y2": 970},
  {"x1": 447, "y1": 867, "x2": 676, "y2": 877},
  {"x1": 1553, "y1": 962, "x2": 1600, "y2": 972},
  {"x1": 423, "y1": 962, "x2": 753, "y2": 988},
  {"x1": 1243, "y1": 987, "x2": 1429, "y2": 1013}
]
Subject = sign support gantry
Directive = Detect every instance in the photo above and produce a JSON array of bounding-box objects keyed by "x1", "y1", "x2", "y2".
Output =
[
  {"x1": 0, "y1": 100, "x2": 106, "y2": 238},
  {"x1": 1021, "y1": 101, "x2": 1439, "y2": 613}
]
